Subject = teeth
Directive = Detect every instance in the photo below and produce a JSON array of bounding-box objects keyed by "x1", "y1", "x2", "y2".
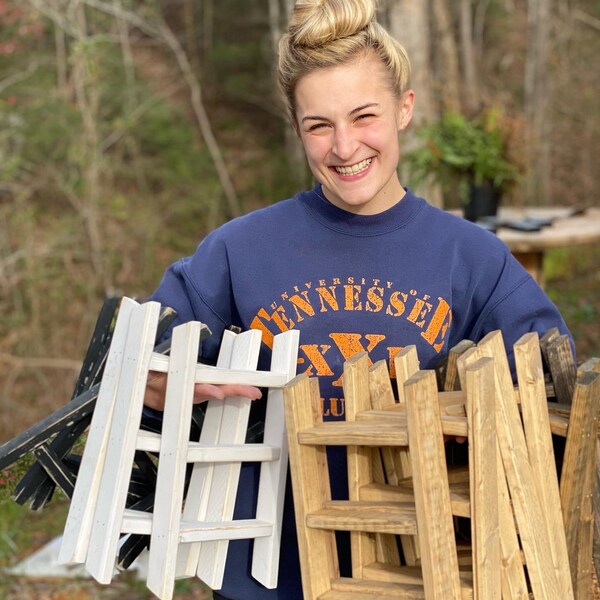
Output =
[{"x1": 335, "y1": 158, "x2": 372, "y2": 175}]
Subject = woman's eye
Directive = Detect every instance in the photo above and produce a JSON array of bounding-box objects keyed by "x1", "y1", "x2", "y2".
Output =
[
  {"x1": 308, "y1": 123, "x2": 328, "y2": 131},
  {"x1": 357, "y1": 113, "x2": 375, "y2": 122}
]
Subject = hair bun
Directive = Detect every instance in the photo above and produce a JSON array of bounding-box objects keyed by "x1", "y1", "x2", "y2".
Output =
[{"x1": 289, "y1": 0, "x2": 377, "y2": 48}]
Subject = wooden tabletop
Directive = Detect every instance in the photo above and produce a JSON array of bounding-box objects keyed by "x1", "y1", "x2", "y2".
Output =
[{"x1": 493, "y1": 206, "x2": 600, "y2": 253}]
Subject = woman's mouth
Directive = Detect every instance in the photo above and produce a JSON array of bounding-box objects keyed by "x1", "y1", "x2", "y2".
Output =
[{"x1": 333, "y1": 158, "x2": 372, "y2": 176}]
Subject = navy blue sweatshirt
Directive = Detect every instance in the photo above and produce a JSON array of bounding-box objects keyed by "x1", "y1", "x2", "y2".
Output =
[{"x1": 147, "y1": 184, "x2": 572, "y2": 599}]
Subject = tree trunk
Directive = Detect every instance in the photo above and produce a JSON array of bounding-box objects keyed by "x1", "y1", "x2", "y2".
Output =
[
  {"x1": 183, "y1": 0, "x2": 199, "y2": 70},
  {"x1": 431, "y1": 0, "x2": 462, "y2": 113},
  {"x1": 388, "y1": 0, "x2": 442, "y2": 206},
  {"x1": 278, "y1": 0, "x2": 309, "y2": 188},
  {"x1": 525, "y1": 0, "x2": 552, "y2": 204},
  {"x1": 388, "y1": 0, "x2": 435, "y2": 127},
  {"x1": 202, "y1": 0, "x2": 214, "y2": 64},
  {"x1": 459, "y1": 0, "x2": 480, "y2": 113}
]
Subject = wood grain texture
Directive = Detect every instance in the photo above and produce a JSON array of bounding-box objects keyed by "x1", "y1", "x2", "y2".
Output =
[
  {"x1": 560, "y1": 370, "x2": 600, "y2": 598},
  {"x1": 343, "y1": 353, "x2": 377, "y2": 578},
  {"x1": 477, "y1": 330, "x2": 563, "y2": 599},
  {"x1": 405, "y1": 370, "x2": 462, "y2": 599},
  {"x1": 514, "y1": 332, "x2": 573, "y2": 598},
  {"x1": 466, "y1": 357, "x2": 500, "y2": 600},
  {"x1": 284, "y1": 374, "x2": 337, "y2": 600}
]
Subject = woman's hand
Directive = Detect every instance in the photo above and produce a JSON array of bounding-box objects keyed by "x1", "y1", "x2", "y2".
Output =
[{"x1": 144, "y1": 370, "x2": 262, "y2": 411}]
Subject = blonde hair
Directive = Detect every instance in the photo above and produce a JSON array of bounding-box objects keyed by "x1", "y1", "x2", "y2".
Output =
[{"x1": 278, "y1": 0, "x2": 411, "y2": 122}]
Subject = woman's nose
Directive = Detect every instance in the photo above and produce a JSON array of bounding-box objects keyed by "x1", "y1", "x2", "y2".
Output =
[{"x1": 332, "y1": 126, "x2": 359, "y2": 160}]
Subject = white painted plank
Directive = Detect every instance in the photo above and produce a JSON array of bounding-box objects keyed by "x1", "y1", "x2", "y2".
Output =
[
  {"x1": 149, "y1": 354, "x2": 287, "y2": 388},
  {"x1": 120, "y1": 510, "x2": 273, "y2": 542},
  {"x1": 85, "y1": 301, "x2": 161, "y2": 584},
  {"x1": 251, "y1": 330, "x2": 299, "y2": 588},
  {"x1": 58, "y1": 297, "x2": 138, "y2": 565},
  {"x1": 135, "y1": 431, "x2": 280, "y2": 462},
  {"x1": 179, "y1": 520, "x2": 273, "y2": 544},
  {"x1": 175, "y1": 328, "x2": 237, "y2": 577},
  {"x1": 146, "y1": 322, "x2": 203, "y2": 600},
  {"x1": 196, "y1": 329, "x2": 263, "y2": 588}
]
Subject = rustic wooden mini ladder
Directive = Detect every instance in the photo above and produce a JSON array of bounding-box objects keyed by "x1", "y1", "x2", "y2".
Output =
[
  {"x1": 284, "y1": 330, "x2": 599, "y2": 599},
  {"x1": 58, "y1": 297, "x2": 299, "y2": 600}
]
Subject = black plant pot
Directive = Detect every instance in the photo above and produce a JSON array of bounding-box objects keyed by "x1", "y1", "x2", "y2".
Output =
[{"x1": 464, "y1": 180, "x2": 501, "y2": 222}]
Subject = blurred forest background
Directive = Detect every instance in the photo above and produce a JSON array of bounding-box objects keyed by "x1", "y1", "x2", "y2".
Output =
[
  {"x1": 0, "y1": 0, "x2": 599, "y2": 597},
  {"x1": 1, "y1": 0, "x2": 599, "y2": 449}
]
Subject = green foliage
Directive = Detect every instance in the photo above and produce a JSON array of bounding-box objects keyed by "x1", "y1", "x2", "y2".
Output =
[
  {"x1": 406, "y1": 109, "x2": 520, "y2": 201},
  {"x1": 134, "y1": 101, "x2": 215, "y2": 188}
]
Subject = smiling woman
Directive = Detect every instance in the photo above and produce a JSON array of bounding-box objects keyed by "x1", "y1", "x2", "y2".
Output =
[
  {"x1": 145, "y1": 1, "x2": 573, "y2": 599},
  {"x1": 293, "y1": 53, "x2": 414, "y2": 214}
]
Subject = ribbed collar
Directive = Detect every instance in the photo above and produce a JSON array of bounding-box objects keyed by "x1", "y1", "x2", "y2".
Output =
[{"x1": 300, "y1": 182, "x2": 424, "y2": 237}]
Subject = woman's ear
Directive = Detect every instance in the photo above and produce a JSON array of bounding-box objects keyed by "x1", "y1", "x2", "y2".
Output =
[
  {"x1": 397, "y1": 89, "x2": 415, "y2": 131},
  {"x1": 291, "y1": 118, "x2": 301, "y2": 139}
]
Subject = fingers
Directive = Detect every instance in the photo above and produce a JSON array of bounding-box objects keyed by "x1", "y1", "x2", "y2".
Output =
[
  {"x1": 144, "y1": 371, "x2": 263, "y2": 410},
  {"x1": 443, "y1": 434, "x2": 467, "y2": 445},
  {"x1": 144, "y1": 371, "x2": 168, "y2": 411},
  {"x1": 192, "y1": 383, "x2": 262, "y2": 404}
]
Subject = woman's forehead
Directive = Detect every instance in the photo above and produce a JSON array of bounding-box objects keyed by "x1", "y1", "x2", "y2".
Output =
[{"x1": 295, "y1": 54, "x2": 393, "y2": 115}]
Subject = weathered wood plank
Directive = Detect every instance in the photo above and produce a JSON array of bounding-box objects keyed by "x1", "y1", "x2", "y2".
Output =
[
  {"x1": 284, "y1": 374, "x2": 337, "y2": 599},
  {"x1": 405, "y1": 370, "x2": 462, "y2": 600},
  {"x1": 33, "y1": 443, "x2": 77, "y2": 499},
  {"x1": 514, "y1": 332, "x2": 573, "y2": 598},
  {"x1": 343, "y1": 352, "x2": 377, "y2": 579},
  {"x1": 444, "y1": 339, "x2": 476, "y2": 392},
  {"x1": 560, "y1": 370, "x2": 600, "y2": 598},
  {"x1": 390, "y1": 347, "x2": 421, "y2": 566},
  {"x1": 477, "y1": 331, "x2": 563, "y2": 599},
  {"x1": 456, "y1": 338, "x2": 529, "y2": 598},
  {"x1": 546, "y1": 334, "x2": 577, "y2": 405},
  {"x1": 466, "y1": 357, "x2": 500, "y2": 600},
  {"x1": 367, "y1": 360, "x2": 402, "y2": 567}
]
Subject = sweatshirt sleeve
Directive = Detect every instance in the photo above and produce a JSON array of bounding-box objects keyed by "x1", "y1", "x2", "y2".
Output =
[
  {"x1": 467, "y1": 254, "x2": 574, "y2": 370},
  {"x1": 145, "y1": 230, "x2": 239, "y2": 365}
]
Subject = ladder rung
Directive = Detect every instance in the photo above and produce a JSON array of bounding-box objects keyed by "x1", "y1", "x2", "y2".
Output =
[
  {"x1": 298, "y1": 421, "x2": 408, "y2": 446},
  {"x1": 320, "y1": 576, "x2": 426, "y2": 599},
  {"x1": 306, "y1": 501, "x2": 417, "y2": 535},
  {"x1": 359, "y1": 481, "x2": 470, "y2": 519},
  {"x1": 136, "y1": 431, "x2": 280, "y2": 462},
  {"x1": 121, "y1": 509, "x2": 274, "y2": 542},
  {"x1": 178, "y1": 518, "x2": 274, "y2": 543},
  {"x1": 357, "y1": 410, "x2": 469, "y2": 438},
  {"x1": 149, "y1": 353, "x2": 289, "y2": 388},
  {"x1": 319, "y1": 571, "x2": 473, "y2": 599}
]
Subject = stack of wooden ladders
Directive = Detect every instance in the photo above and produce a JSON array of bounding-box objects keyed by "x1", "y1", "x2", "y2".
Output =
[
  {"x1": 283, "y1": 329, "x2": 600, "y2": 599},
  {"x1": 57, "y1": 297, "x2": 299, "y2": 600}
]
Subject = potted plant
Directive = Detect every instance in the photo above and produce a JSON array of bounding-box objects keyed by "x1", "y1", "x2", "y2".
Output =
[{"x1": 406, "y1": 108, "x2": 520, "y2": 221}]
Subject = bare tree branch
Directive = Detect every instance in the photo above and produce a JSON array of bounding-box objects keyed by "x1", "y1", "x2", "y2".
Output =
[
  {"x1": 77, "y1": 0, "x2": 242, "y2": 217},
  {"x1": 573, "y1": 8, "x2": 600, "y2": 32},
  {"x1": 0, "y1": 353, "x2": 81, "y2": 372},
  {"x1": 26, "y1": 0, "x2": 80, "y2": 38},
  {"x1": 0, "y1": 62, "x2": 39, "y2": 96}
]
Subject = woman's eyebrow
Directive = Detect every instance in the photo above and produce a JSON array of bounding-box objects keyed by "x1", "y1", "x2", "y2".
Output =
[
  {"x1": 301, "y1": 102, "x2": 380, "y2": 124},
  {"x1": 349, "y1": 102, "x2": 379, "y2": 116},
  {"x1": 301, "y1": 114, "x2": 328, "y2": 124}
]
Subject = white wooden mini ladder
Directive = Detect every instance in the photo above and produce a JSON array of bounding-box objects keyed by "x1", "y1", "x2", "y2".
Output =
[{"x1": 58, "y1": 297, "x2": 299, "y2": 600}]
